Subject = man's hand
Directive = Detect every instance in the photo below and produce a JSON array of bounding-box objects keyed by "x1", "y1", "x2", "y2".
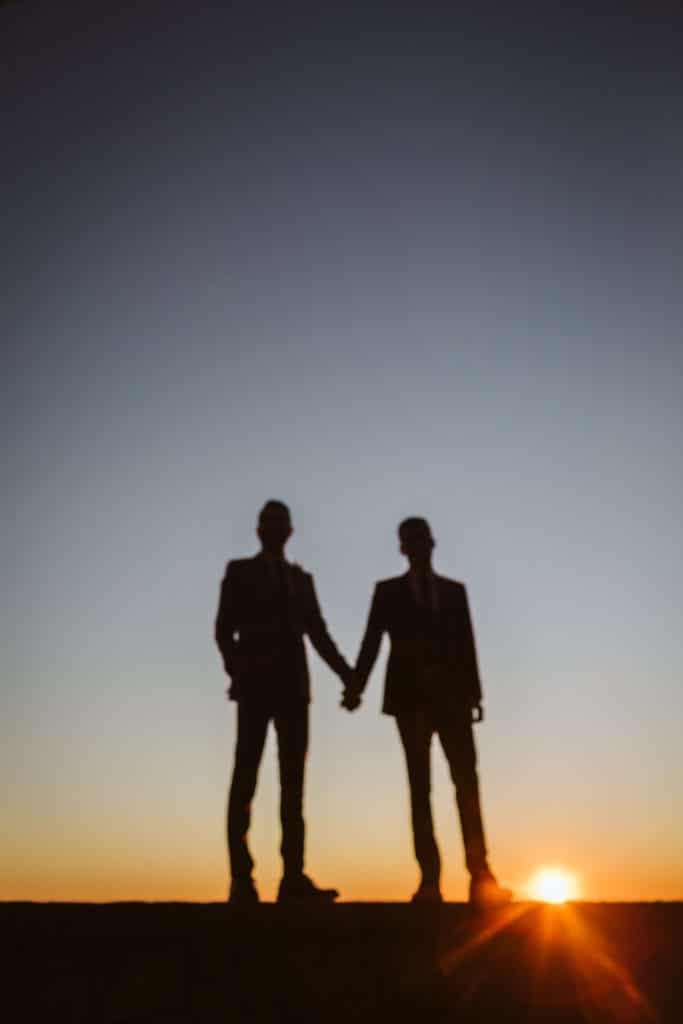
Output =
[
  {"x1": 341, "y1": 669, "x2": 363, "y2": 711},
  {"x1": 471, "y1": 703, "x2": 484, "y2": 723},
  {"x1": 341, "y1": 687, "x2": 362, "y2": 711}
]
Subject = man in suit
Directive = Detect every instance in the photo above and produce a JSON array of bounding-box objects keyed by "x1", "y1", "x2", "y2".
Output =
[
  {"x1": 215, "y1": 499, "x2": 355, "y2": 905},
  {"x1": 344, "y1": 516, "x2": 511, "y2": 907}
]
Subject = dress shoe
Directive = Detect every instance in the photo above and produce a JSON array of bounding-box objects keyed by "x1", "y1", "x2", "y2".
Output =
[
  {"x1": 277, "y1": 873, "x2": 339, "y2": 904},
  {"x1": 229, "y1": 877, "x2": 259, "y2": 905},
  {"x1": 411, "y1": 882, "x2": 443, "y2": 904},
  {"x1": 469, "y1": 872, "x2": 513, "y2": 909}
]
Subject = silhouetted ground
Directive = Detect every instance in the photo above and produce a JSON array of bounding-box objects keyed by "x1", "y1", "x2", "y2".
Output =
[{"x1": 3, "y1": 901, "x2": 681, "y2": 1022}]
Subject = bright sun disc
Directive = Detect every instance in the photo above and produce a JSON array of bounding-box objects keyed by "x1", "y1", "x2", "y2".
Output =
[{"x1": 529, "y1": 868, "x2": 578, "y2": 904}]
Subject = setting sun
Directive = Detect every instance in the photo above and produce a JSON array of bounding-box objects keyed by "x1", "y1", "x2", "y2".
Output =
[{"x1": 528, "y1": 868, "x2": 579, "y2": 904}]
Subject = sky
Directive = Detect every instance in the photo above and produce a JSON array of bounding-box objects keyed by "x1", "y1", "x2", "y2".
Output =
[{"x1": 3, "y1": 2, "x2": 682, "y2": 902}]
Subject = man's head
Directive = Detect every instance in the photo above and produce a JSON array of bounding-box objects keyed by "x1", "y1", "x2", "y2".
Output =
[
  {"x1": 398, "y1": 516, "x2": 435, "y2": 570},
  {"x1": 257, "y1": 500, "x2": 293, "y2": 555}
]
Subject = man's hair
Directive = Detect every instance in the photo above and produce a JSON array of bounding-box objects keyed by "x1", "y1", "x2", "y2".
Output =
[
  {"x1": 258, "y1": 499, "x2": 291, "y2": 525},
  {"x1": 398, "y1": 516, "x2": 432, "y2": 541}
]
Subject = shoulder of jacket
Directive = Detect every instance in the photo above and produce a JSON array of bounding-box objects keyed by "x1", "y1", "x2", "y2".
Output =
[
  {"x1": 434, "y1": 574, "x2": 466, "y2": 592},
  {"x1": 376, "y1": 575, "x2": 404, "y2": 591},
  {"x1": 290, "y1": 562, "x2": 311, "y2": 579},
  {"x1": 225, "y1": 557, "x2": 252, "y2": 573}
]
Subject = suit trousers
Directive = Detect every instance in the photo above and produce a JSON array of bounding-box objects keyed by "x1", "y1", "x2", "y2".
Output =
[
  {"x1": 228, "y1": 695, "x2": 308, "y2": 880},
  {"x1": 395, "y1": 704, "x2": 489, "y2": 885}
]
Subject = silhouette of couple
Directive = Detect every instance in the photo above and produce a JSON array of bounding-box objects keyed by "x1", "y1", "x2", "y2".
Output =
[{"x1": 215, "y1": 500, "x2": 511, "y2": 909}]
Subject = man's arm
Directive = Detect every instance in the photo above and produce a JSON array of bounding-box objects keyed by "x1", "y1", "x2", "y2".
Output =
[
  {"x1": 461, "y1": 585, "x2": 483, "y2": 719},
  {"x1": 353, "y1": 584, "x2": 385, "y2": 694},
  {"x1": 214, "y1": 562, "x2": 238, "y2": 677},
  {"x1": 304, "y1": 573, "x2": 352, "y2": 683}
]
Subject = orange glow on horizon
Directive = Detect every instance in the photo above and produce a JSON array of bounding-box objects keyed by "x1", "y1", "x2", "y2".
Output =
[{"x1": 528, "y1": 867, "x2": 579, "y2": 904}]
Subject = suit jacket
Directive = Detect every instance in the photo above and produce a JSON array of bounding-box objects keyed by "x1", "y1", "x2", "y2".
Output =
[
  {"x1": 214, "y1": 553, "x2": 350, "y2": 703},
  {"x1": 355, "y1": 573, "x2": 483, "y2": 716}
]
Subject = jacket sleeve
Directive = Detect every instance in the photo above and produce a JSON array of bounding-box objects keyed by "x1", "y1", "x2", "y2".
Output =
[
  {"x1": 461, "y1": 586, "x2": 483, "y2": 705},
  {"x1": 214, "y1": 562, "x2": 238, "y2": 675},
  {"x1": 304, "y1": 573, "x2": 351, "y2": 681},
  {"x1": 354, "y1": 584, "x2": 385, "y2": 691}
]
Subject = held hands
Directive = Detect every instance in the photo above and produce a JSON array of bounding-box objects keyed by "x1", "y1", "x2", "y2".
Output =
[
  {"x1": 341, "y1": 688, "x2": 362, "y2": 711},
  {"x1": 471, "y1": 702, "x2": 484, "y2": 723},
  {"x1": 341, "y1": 669, "x2": 363, "y2": 712}
]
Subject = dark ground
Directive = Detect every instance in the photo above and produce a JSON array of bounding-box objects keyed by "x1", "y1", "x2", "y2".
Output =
[{"x1": 3, "y1": 902, "x2": 681, "y2": 1023}]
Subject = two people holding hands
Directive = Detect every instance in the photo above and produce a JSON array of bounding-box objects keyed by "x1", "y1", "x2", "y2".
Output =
[{"x1": 215, "y1": 500, "x2": 511, "y2": 908}]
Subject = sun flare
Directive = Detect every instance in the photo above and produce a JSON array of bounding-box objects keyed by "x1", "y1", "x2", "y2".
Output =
[{"x1": 528, "y1": 867, "x2": 578, "y2": 904}]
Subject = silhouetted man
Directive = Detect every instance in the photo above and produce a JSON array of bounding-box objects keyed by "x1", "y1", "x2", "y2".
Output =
[
  {"x1": 215, "y1": 500, "x2": 354, "y2": 905},
  {"x1": 344, "y1": 517, "x2": 511, "y2": 908}
]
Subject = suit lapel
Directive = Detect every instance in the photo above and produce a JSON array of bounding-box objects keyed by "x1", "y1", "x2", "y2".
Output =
[
  {"x1": 399, "y1": 573, "x2": 420, "y2": 617},
  {"x1": 403, "y1": 571, "x2": 441, "y2": 615},
  {"x1": 255, "y1": 556, "x2": 304, "y2": 625},
  {"x1": 433, "y1": 575, "x2": 446, "y2": 616},
  {"x1": 287, "y1": 564, "x2": 308, "y2": 625},
  {"x1": 251, "y1": 553, "x2": 274, "y2": 594}
]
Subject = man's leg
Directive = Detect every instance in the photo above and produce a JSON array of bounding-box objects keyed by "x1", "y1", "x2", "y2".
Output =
[
  {"x1": 274, "y1": 701, "x2": 339, "y2": 903},
  {"x1": 438, "y1": 713, "x2": 512, "y2": 906},
  {"x1": 436, "y1": 713, "x2": 490, "y2": 877},
  {"x1": 396, "y1": 709, "x2": 441, "y2": 889},
  {"x1": 273, "y1": 701, "x2": 309, "y2": 878},
  {"x1": 227, "y1": 700, "x2": 270, "y2": 883}
]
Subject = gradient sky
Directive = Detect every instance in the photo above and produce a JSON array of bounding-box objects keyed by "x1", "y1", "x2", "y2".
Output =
[{"x1": 3, "y1": 3, "x2": 682, "y2": 902}]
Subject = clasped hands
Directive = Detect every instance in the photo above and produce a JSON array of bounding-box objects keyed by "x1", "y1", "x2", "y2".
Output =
[
  {"x1": 228, "y1": 660, "x2": 483, "y2": 722},
  {"x1": 340, "y1": 672, "x2": 484, "y2": 722},
  {"x1": 340, "y1": 669, "x2": 363, "y2": 712}
]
